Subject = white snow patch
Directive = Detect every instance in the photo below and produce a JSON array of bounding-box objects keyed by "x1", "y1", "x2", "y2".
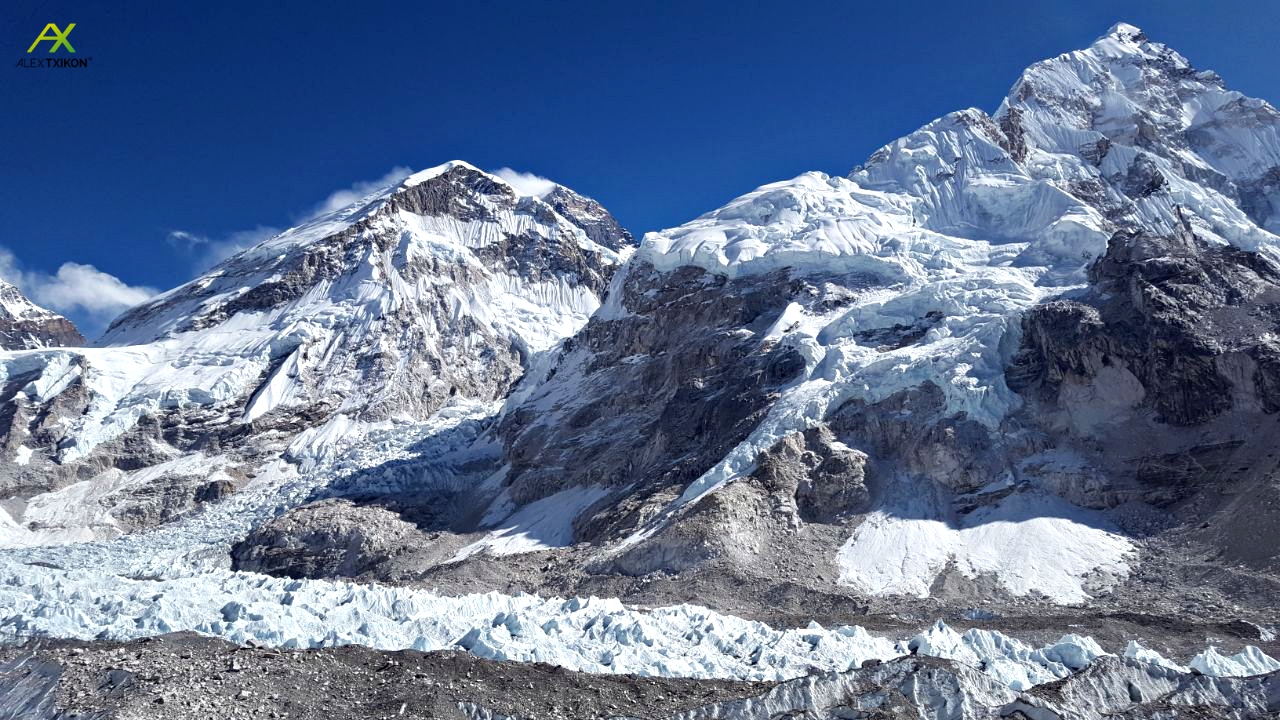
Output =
[{"x1": 837, "y1": 491, "x2": 1133, "y2": 604}]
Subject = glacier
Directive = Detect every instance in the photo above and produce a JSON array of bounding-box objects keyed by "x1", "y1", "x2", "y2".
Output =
[{"x1": 1, "y1": 556, "x2": 1274, "y2": 691}]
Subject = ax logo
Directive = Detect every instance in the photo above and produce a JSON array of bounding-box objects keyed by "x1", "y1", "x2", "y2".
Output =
[
  {"x1": 27, "y1": 23, "x2": 76, "y2": 53},
  {"x1": 16, "y1": 23, "x2": 90, "y2": 68}
]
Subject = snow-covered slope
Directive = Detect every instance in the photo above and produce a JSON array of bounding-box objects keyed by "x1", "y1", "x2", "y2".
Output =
[
  {"x1": 0, "y1": 161, "x2": 630, "y2": 546},
  {"x1": 0, "y1": 279, "x2": 83, "y2": 351}
]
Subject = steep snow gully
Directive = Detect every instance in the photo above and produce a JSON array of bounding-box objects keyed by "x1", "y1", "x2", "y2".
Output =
[{"x1": 2, "y1": 23, "x2": 1280, "y2": 701}]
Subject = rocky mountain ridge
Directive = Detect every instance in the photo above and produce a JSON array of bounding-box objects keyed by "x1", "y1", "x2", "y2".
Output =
[
  {"x1": 0, "y1": 280, "x2": 84, "y2": 351},
  {"x1": 0, "y1": 161, "x2": 630, "y2": 546}
]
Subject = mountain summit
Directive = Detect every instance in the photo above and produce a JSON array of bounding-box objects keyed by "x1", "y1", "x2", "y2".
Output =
[{"x1": 0, "y1": 279, "x2": 84, "y2": 350}]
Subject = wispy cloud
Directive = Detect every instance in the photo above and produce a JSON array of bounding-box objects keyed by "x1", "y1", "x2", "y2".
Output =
[
  {"x1": 492, "y1": 167, "x2": 558, "y2": 197},
  {"x1": 302, "y1": 166, "x2": 414, "y2": 220},
  {"x1": 167, "y1": 226, "x2": 280, "y2": 273},
  {"x1": 169, "y1": 167, "x2": 416, "y2": 277},
  {"x1": 0, "y1": 247, "x2": 157, "y2": 338}
]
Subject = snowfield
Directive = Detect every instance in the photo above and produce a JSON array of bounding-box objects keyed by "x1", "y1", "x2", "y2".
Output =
[{"x1": 837, "y1": 490, "x2": 1134, "y2": 603}]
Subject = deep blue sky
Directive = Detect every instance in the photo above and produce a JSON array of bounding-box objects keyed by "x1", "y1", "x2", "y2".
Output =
[{"x1": 3, "y1": 0, "x2": 1280, "y2": 335}]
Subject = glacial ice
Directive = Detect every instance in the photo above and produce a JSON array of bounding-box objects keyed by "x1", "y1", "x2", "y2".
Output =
[{"x1": 0, "y1": 556, "x2": 1274, "y2": 690}]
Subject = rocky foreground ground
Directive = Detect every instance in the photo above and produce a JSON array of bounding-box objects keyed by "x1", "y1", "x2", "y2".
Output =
[
  {"x1": 2, "y1": 633, "x2": 1279, "y2": 720},
  {"x1": 0, "y1": 634, "x2": 765, "y2": 720}
]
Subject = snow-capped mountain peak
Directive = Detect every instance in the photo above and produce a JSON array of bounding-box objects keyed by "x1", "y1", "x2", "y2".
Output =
[
  {"x1": 1104, "y1": 21, "x2": 1145, "y2": 43},
  {"x1": 0, "y1": 161, "x2": 631, "y2": 546},
  {"x1": 477, "y1": 24, "x2": 1280, "y2": 608},
  {"x1": 0, "y1": 279, "x2": 84, "y2": 350},
  {"x1": 1, "y1": 28, "x2": 1279, "y2": 714}
]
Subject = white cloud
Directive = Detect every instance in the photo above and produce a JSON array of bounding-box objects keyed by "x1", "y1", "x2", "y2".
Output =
[
  {"x1": 0, "y1": 247, "x2": 157, "y2": 336},
  {"x1": 303, "y1": 166, "x2": 414, "y2": 219},
  {"x1": 492, "y1": 167, "x2": 558, "y2": 198},
  {"x1": 29, "y1": 263, "x2": 156, "y2": 316}
]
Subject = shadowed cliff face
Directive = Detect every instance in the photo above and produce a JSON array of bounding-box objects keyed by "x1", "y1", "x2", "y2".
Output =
[{"x1": 1011, "y1": 225, "x2": 1280, "y2": 427}]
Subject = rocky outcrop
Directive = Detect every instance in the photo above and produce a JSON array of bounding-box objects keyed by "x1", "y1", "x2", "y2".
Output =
[
  {"x1": 1006, "y1": 225, "x2": 1280, "y2": 570},
  {"x1": 0, "y1": 281, "x2": 83, "y2": 350},
  {"x1": 751, "y1": 426, "x2": 870, "y2": 524},
  {"x1": 541, "y1": 186, "x2": 635, "y2": 252},
  {"x1": 230, "y1": 499, "x2": 422, "y2": 579},
  {"x1": 494, "y1": 262, "x2": 807, "y2": 543},
  {"x1": 1010, "y1": 226, "x2": 1280, "y2": 427}
]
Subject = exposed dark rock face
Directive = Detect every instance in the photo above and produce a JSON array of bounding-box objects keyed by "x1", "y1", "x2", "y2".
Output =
[
  {"x1": 1007, "y1": 225, "x2": 1280, "y2": 571},
  {"x1": 493, "y1": 262, "x2": 810, "y2": 544},
  {"x1": 0, "y1": 363, "x2": 93, "y2": 498},
  {"x1": 541, "y1": 186, "x2": 635, "y2": 252},
  {"x1": 1010, "y1": 225, "x2": 1280, "y2": 427},
  {"x1": 1116, "y1": 153, "x2": 1167, "y2": 199},
  {"x1": 1238, "y1": 167, "x2": 1280, "y2": 234},
  {"x1": 0, "y1": 281, "x2": 84, "y2": 350},
  {"x1": 110, "y1": 473, "x2": 244, "y2": 534},
  {"x1": 0, "y1": 316, "x2": 83, "y2": 352},
  {"x1": 829, "y1": 381, "x2": 1010, "y2": 495}
]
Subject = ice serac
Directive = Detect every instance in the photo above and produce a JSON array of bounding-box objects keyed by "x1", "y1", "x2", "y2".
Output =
[
  {"x1": 644, "y1": 654, "x2": 1280, "y2": 720},
  {"x1": 0, "y1": 161, "x2": 630, "y2": 546},
  {"x1": 0, "y1": 279, "x2": 84, "y2": 351}
]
